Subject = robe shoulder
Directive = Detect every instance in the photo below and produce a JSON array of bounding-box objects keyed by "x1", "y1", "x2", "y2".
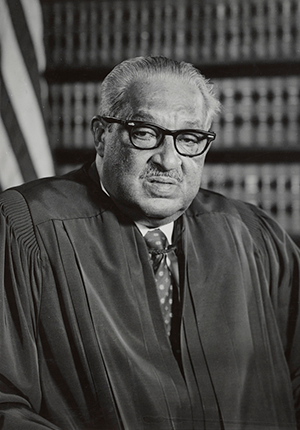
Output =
[{"x1": 0, "y1": 163, "x2": 113, "y2": 227}]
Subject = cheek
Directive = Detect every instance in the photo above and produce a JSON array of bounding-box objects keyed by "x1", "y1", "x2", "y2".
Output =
[
  {"x1": 184, "y1": 159, "x2": 204, "y2": 187},
  {"x1": 104, "y1": 145, "x2": 147, "y2": 190}
]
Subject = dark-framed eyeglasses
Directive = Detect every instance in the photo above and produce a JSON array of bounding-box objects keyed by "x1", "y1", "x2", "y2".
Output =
[{"x1": 93, "y1": 115, "x2": 216, "y2": 157}]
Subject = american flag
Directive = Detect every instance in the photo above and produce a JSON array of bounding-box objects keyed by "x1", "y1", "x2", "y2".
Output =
[{"x1": 0, "y1": 0, "x2": 55, "y2": 192}]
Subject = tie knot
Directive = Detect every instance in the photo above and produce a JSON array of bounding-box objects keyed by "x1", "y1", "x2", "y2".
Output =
[{"x1": 144, "y1": 229, "x2": 168, "y2": 251}]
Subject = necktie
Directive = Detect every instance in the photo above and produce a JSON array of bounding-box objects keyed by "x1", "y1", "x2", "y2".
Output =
[{"x1": 144, "y1": 229, "x2": 173, "y2": 336}]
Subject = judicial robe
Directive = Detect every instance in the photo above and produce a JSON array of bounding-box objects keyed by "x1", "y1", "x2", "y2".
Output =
[{"x1": 0, "y1": 162, "x2": 299, "y2": 430}]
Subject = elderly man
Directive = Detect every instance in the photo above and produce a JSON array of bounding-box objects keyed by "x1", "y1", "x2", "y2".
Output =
[{"x1": 0, "y1": 56, "x2": 299, "y2": 429}]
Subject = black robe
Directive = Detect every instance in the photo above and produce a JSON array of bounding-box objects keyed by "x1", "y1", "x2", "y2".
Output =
[{"x1": 0, "y1": 162, "x2": 299, "y2": 429}]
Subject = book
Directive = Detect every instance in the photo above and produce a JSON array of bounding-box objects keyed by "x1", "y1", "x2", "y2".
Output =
[
  {"x1": 285, "y1": 76, "x2": 300, "y2": 146},
  {"x1": 215, "y1": 2, "x2": 226, "y2": 60},
  {"x1": 140, "y1": 5, "x2": 151, "y2": 56},
  {"x1": 162, "y1": 1, "x2": 174, "y2": 58},
  {"x1": 227, "y1": 0, "x2": 240, "y2": 60},
  {"x1": 61, "y1": 83, "x2": 73, "y2": 147},
  {"x1": 77, "y1": 2, "x2": 88, "y2": 65},
  {"x1": 65, "y1": 2, "x2": 75, "y2": 66},
  {"x1": 73, "y1": 83, "x2": 85, "y2": 147}
]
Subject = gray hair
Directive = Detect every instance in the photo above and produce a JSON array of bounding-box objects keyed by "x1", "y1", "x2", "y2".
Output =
[{"x1": 98, "y1": 56, "x2": 221, "y2": 126}]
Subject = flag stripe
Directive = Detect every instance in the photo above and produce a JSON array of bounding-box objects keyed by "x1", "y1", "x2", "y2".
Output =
[
  {"x1": 20, "y1": 0, "x2": 46, "y2": 73},
  {"x1": 1, "y1": 0, "x2": 55, "y2": 179},
  {"x1": 0, "y1": 72, "x2": 38, "y2": 183},
  {"x1": 6, "y1": 0, "x2": 43, "y2": 109},
  {"x1": 0, "y1": 117, "x2": 24, "y2": 190}
]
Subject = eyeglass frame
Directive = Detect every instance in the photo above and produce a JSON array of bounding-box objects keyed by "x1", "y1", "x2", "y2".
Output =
[{"x1": 91, "y1": 115, "x2": 216, "y2": 158}]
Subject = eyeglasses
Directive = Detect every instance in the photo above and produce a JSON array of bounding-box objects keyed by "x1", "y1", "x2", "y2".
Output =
[{"x1": 94, "y1": 116, "x2": 216, "y2": 157}]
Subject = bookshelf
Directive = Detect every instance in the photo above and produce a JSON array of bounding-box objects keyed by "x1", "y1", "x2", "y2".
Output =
[{"x1": 41, "y1": 0, "x2": 300, "y2": 240}]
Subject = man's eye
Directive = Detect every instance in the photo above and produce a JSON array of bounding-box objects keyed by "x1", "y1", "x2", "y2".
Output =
[
  {"x1": 132, "y1": 127, "x2": 157, "y2": 140},
  {"x1": 177, "y1": 133, "x2": 202, "y2": 144}
]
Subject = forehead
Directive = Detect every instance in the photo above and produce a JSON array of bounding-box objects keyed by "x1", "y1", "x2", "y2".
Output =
[{"x1": 124, "y1": 76, "x2": 206, "y2": 126}]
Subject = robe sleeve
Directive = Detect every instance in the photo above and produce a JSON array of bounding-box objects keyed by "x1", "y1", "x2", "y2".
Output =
[
  {"x1": 251, "y1": 205, "x2": 300, "y2": 426},
  {"x1": 0, "y1": 190, "x2": 61, "y2": 429}
]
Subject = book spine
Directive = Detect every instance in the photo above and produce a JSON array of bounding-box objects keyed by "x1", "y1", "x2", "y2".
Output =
[
  {"x1": 259, "y1": 163, "x2": 274, "y2": 215},
  {"x1": 188, "y1": 0, "x2": 201, "y2": 62},
  {"x1": 111, "y1": 2, "x2": 124, "y2": 63},
  {"x1": 270, "y1": 77, "x2": 285, "y2": 148},
  {"x1": 285, "y1": 76, "x2": 300, "y2": 146},
  {"x1": 234, "y1": 78, "x2": 254, "y2": 147},
  {"x1": 267, "y1": 0, "x2": 279, "y2": 58},
  {"x1": 227, "y1": 0, "x2": 240, "y2": 60},
  {"x1": 242, "y1": 164, "x2": 261, "y2": 206},
  {"x1": 127, "y1": 3, "x2": 138, "y2": 59},
  {"x1": 219, "y1": 78, "x2": 236, "y2": 148},
  {"x1": 77, "y1": 2, "x2": 88, "y2": 66},
  {"x1": 281, "y1": 0, "x2": 293, "y2": 58},
  {"x1": 73, "y1": 83, "x2": 85, "y2": 147},
  {"x1": 294, "y1": 0, "x2": 300, "y2": 58},
  {"x1": 98, "y1": 1, "x2": 110, "y2": 64},
  {"x1": 89, "y1": 2, "x2": 98, "y2": 66},
  {"x1": 61, "y1": 84, "x2": 73, "y2": 148},
  {"x1": 150, "y1": 1, "x2": 162, "y2": 56},
  {"x1": 48, "y1": 83, "x2": 62, "y2": 148},
  {"x1": 163, "y1": 1, "x2": 174, "y2": 59},
  {"x1": 65, "y1": 2, "x2": 75, "y2": 66},
  {"x1": 174, "y1": 0, "x2": 186, "y2": 60},
  {"x1": 252, "y1": 0, "x2": 267, "y2": 60},
  {"x1": 215, "y1": 2, "x2": 226, "y2": 61},
  {"x1": 51, "y1": 2, "x2": 64, "y2": 67},
  {"x1": 240, "y1": 0, "x2": 251, "y2": 59},
  {"x1": 252, "y1": 77, "x2": 269, "y2": 148},
  {"x1": 274, "y1": 164, "x2": 289, "y2": 228},
  {"x1": 289, "y1": 164, "x2": 300, "y2": 233},
  {"x1": 140, "y1": 4, "x2": 150, "y2": 56},
  {"x1": 202, "y1": 2, "x2": 213, "y2": 61}
]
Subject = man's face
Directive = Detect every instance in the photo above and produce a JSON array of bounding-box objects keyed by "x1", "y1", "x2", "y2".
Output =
[{"x1": 96, "y1": 76, "x2": 210, "y2": 227}]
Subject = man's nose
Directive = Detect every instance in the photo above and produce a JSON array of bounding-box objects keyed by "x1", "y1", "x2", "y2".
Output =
[{"x1": 150, "y1": 136, "x2": 182, "y2": 170}]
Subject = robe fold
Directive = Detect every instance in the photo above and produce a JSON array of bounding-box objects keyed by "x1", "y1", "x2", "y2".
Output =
[{"x1": 0, "y1": 162, "x2": 299, "y2": 429}]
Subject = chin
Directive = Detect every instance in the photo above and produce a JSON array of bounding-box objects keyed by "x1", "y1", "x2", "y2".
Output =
[{"x1": 141, "y1": 199, "x2": 185, "y2": 220}]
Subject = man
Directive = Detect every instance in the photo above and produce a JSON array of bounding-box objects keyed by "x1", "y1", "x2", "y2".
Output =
[{"x1": 0, "y1": 56, "x2": 299, "y2": 429}]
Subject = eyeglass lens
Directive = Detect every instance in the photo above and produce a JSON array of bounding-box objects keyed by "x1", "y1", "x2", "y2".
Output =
[{"x1": 129, "y1": 124, "x2": 209, "y2": 156}]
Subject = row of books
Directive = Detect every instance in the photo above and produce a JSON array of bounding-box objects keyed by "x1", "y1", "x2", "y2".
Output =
[
  {"x1": 47, "y1": 75, "x2": 300, "y2": 149},
  {"x1": 42, "y1": 0, "x2": 300, "y2": 67},
  {"x1": 213, "y1": 75, "x2": 300, "y2": 147},
  {"x1": 201, "y1": 163, "x2": 300, "y2": 235}
]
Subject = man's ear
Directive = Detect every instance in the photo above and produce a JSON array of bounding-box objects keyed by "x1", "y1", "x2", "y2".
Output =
[{"x1": 91, "y1": 116, "x2": 106, "y2": 157}]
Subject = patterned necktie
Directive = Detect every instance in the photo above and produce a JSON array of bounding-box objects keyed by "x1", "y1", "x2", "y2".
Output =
[{"x1": 144, "y1": 229, "x2": 173, "y2": 336}]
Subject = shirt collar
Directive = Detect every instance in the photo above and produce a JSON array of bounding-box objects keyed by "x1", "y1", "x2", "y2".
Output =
[{"x1": 135, "y1": 221, "x2": 174, "y2": 244}]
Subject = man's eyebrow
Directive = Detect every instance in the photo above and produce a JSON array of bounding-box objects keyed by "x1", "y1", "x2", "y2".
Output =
[
  {"x1": 130, "y1": 112, "x2": 156, "y2": 122},
  {"x1": 130, "y1": 113, "x2": 203, "y2": 129}
]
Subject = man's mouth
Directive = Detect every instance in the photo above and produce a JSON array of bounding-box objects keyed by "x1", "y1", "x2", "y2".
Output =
[
  {"x1": 143, "y1": 175, "x2": 181, "y2": 197},
  {"x1": 146, "y1": 176, "x2": 179, "y2": 185}
]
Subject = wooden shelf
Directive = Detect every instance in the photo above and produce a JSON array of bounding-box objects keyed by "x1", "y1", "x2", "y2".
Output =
[
  {"x1": 206, "y1": 148, "x2": 300, "y2": 163},
  {"x1": 45, "y1": 60, "x2": 300, "y2": 84}
]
